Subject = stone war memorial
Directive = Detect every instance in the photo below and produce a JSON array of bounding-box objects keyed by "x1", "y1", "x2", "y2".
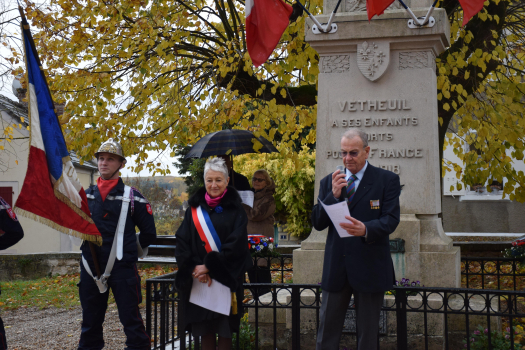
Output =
[
  {"x1": 288, "y1": 0, "x2": 467, "y2": 347},
  {"x1": 294, "y1": 0, "x2": 460, "y2": 288}
]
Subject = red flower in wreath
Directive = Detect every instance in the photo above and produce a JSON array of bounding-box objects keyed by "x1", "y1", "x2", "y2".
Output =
[
  {"x1": 248, "y1": 243, "x2": 251, "y2": 249},
  {"x1": 252, "y1": 237, "x2": 260, "y2": 244}
]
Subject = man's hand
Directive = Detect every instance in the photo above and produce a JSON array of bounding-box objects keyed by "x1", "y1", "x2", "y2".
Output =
[
  {"x1": 332, "y1": 169, "x2": 347, "y2": 199},
  {"x1": 340, "y1": 216, "x2": 366, "y2": 237}
]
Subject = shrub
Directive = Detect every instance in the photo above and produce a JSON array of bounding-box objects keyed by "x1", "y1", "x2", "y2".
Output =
[
  {"x1": 232, "y1": 313, "x2": 259, "y2": 350},
  {"x1": 462, "y1": 325, "x2": 522, "y2": 350}
]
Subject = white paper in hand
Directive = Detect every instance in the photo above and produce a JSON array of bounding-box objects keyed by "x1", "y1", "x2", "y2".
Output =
[
  {"x1": 189, "y1": 278, "x2": 231, "y2": 315},
  {"x1": 319, "y1": 199, "x2": 355, "y2": 238},
  {"x1": 238, "y1": 190, "x2": 254, "y2": 208}
]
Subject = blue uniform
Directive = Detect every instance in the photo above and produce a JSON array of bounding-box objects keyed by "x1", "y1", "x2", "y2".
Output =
[
  {"x1": 79, "y1": 179, "x2": 156, "y2": 350},
  {"x1": 0, "y1": 197, "x2": 24, "y2": 350}
]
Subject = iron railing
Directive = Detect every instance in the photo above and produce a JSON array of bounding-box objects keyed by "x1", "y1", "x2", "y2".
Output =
[
  {"x1": 146, "y1": 278, "x2": 525, "y2": 349},
  {"x1": 146, "y1": 256, "x2": 525, "y2": 349},
  {"x1": 251, "y1": 254, "x2": 293, "y2": 283},
  {"x1": 146, "y1": 271, "x2": 178, "y2": 350},
  {"x1": 461, "y1": 257, "x2": 525, "y2": 290}
]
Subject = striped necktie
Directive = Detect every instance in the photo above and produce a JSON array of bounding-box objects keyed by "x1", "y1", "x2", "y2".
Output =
[{"x1": 346, "y1": 174, "x2": 358, "y2": 204}]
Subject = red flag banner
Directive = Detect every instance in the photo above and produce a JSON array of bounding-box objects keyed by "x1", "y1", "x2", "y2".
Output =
[
  {"x1": 458, "y1": 0, "x2": 485, "y2": 25},
  {"x1": 246, "y1": 0, "x2": 293, "y2": 67},
  {"x1": 367, "y1": 0, "x2": 395, "y2": 20}
]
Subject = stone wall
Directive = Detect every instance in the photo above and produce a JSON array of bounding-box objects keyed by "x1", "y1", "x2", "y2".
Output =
[
  {"x1": 442, "y1": 196, "x2": 525, "y2": 233},
  {"x1": 0, "y1": 252, "x2": 81, "y2": 281}
]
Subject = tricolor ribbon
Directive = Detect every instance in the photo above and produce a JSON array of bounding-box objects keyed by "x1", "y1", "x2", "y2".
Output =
[{"x1": 191, "y1": 206, "x2": 222, "y2": 253}]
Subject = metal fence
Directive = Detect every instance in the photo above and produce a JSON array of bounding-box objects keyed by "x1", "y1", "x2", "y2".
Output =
[
  {"x1": 146, "y1": 279, "x2": 525, "y2": 350},
  {"x1": 145, "y1": 254, "x2": 293, "y2": 350},
  {"x1": 146, "y1": 256, "x2": 525, "y2": 349},
  {"x1": 461, "y1": 257, "x2": 525, "y2": 290}
]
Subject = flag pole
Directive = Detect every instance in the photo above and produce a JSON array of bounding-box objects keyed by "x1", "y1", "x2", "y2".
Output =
[
  {"x1": 396, "y1": 0, "x2": 439, "y2": 26},
  {"x1": 294, "y1": 1, "x2": 330, "y2": 32},
  {"x1": 18, "y1": 6, "x2": 63, "y2": 125},
  {"x1": 89, "y1": 242, "x2": 103, "y2": 278},
  {"x1": 323, "y1": 0, "x2": 343, "y2": 32}
]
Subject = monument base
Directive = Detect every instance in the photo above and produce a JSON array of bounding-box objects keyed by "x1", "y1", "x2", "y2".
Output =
[
  {"x1": 391, "y1": 214, "x2": 461, "y2": 287},
  {"x1": 404, "y1": 249, "x2": 461, "y2": 287},
  {"x1": 293, "y1": 248, "x2": 325, "y2": 285}
]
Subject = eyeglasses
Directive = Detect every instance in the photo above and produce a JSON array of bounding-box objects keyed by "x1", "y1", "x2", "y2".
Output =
[
  {"x1": 339, "y1": 150, "x2": 361, "y2": 158},
  {"x1": 252, "y1": 177, "x2": 265, "y2": 183}
]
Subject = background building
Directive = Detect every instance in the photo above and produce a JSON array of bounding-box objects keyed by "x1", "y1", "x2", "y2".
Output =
[{"x1": 0, "y1": 84, "x2": 98, "y2": 254}]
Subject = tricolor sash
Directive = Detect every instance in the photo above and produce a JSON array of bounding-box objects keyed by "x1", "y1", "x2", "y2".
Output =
[{"x1": 191, "y1": 206, "x2": 222, "y2": 253}]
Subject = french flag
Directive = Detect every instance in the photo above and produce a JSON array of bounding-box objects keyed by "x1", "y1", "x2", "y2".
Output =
[
  {"x1": 14, "y1": 10, "x2": 102, "y2": 245},
  {"x1": 246, "y1": 0, "x2": 293, "y2": 67}
]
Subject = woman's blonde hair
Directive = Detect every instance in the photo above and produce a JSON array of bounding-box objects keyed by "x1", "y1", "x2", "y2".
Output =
[{"x1": 253, "y1": 169, "x2": 272, "y2": 186}]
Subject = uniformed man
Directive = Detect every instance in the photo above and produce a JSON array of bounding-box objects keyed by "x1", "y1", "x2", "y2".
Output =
[
  {"x1": 0, "y1": 196, "x2": 24, "y2": 349},
  {"x1": 78, "y1": 138, "x2": 156, "y2": 350}
]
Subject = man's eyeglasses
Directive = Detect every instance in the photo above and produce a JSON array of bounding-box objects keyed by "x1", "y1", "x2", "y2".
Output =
[
  {"x1": 252, "y1": 177, "x2": 265, "y2": 183},
  {"x1": 339, "y1": 150, "x2": 361, "y2": 158}
]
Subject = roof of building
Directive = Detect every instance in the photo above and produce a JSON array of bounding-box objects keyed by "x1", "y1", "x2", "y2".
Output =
[
  {"x1": 0, "y1": 94, "x2": 29, "y2": 126},
  {"x1": 0, "y1": 94, "x2": 97, "y2": 170}
]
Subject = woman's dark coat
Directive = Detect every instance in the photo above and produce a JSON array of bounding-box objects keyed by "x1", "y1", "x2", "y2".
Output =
[{"x1": 175, "y1": 186, "x2": 252, "y2": 333}]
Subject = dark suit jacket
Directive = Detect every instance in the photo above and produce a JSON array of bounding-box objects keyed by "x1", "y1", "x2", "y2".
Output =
[{"x1": 312, "y1": 163, "x2": 401, "y2": 293}]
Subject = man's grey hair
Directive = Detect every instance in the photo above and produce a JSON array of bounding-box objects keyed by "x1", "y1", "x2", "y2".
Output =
[
  {"x1": 204, "y1": 157, "x2": 229, "y2": 180},
  {"x1": 342, "y1": 129, "x2": 368, "y2": 148}
]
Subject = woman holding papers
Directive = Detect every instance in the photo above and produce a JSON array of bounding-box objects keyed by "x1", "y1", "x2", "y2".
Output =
[
  {"x1": 175, "y1": 157, "x2": 252, "y2": 350},
  {"x1": 245, "y1": 170, "x2": 276, "y2": 292}
]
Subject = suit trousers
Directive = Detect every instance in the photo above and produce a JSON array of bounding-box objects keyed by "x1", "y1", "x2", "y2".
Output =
[
  {"x1": 316, "y1": 281, "x2": 384, "y2": 350},
  {"x1": 78, "y1": 262, "x2": 150, "y2": 350}
]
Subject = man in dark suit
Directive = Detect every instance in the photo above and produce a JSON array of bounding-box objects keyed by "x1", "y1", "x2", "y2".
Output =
[{"x1": 313, "y1": 129, "x2": 401, "y2": 350}]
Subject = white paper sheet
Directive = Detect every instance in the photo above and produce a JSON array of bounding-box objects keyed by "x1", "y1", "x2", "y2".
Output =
[
  {"x1": 238, "y1": 190, "x2": 254, "y2": 208},
  {"x1": 319, "y1": 199, "x2": 356, "y2": 238},
  {"x1": 189, "y1": 278, "x2": 231, "y2": 315}
]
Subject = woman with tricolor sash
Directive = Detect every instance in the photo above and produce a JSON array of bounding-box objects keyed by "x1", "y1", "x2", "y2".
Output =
[{"x1": 175, "y1": 157, "x2": 252, "y2": 350}]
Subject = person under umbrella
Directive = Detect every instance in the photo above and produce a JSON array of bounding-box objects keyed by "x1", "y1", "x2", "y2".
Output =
[
  {"x1": 245, "y1": 170, "x2": 276, "y2": 297},
  {"x1": 184, "y1": 129, "x2": 278, "y2": 207},
  {"x1": 218, "y1": 155, "x2": 251, "y2": 192}
]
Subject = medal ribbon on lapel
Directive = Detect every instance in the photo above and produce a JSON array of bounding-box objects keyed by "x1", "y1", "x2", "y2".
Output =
[
  {"x1": 346, "y1": 174, "x2": 358, "y2": 204},
  {"x1": 191, "y1": 206, "x2": 222, "y2": 253}
]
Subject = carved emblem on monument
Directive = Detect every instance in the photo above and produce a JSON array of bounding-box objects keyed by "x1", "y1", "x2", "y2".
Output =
[
  {"x1": 320, "y1": 55, "x2": 350, "y2": 73},
  {"x1": 399, "y1": 51, "x2": 433, "y2": 70},
  {"x1": 357, "y1": 41, "x2": 389, "y2": 81},
  {"x1": 345, "y1": 0, "x2": 367, "y2": 12}
]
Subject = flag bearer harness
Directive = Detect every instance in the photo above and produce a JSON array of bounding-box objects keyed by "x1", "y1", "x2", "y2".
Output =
[{"x1": 82, "y1": 186, "x2": 147, "y2": 293}]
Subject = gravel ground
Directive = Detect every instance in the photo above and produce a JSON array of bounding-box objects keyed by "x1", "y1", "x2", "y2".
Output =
[{"x1": 2, "y1": 303, "x2": 143, "y2": 349}]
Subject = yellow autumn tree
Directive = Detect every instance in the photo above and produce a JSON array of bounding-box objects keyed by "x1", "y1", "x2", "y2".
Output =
[
  {"x1": 437, "y1": 0, "x2": 525, "y2": 201},
  {"x1": 1, "y1": 0, "x2": 525, "y2": 202},
  {"x1": 12, "y1": 0, "x2": 318, "y2": 176}
]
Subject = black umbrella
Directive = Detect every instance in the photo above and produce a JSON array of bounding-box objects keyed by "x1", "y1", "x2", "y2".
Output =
[{"x1": 184, "y1": 129, "x2": 278, "y2": 159}]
